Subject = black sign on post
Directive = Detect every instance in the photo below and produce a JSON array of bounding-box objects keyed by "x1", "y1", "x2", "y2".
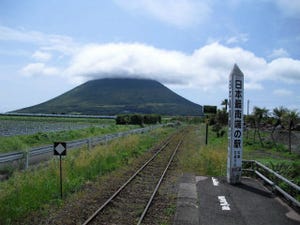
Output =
[
  {"x1": 203, "y1": 105, "x2": 217, "y2": 145},
  {"x1": 203, "y1": 105, "x2": 217, "y2": 114},
  {"x1": 54, "y1": 142, "x2": 67, "y2": 199},
  {"x1": 54, "y1": 142, "x2": 67, "y2": 156}
]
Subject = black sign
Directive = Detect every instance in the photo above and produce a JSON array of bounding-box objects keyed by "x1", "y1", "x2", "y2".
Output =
[
  {"x1": 54, "y1": 142, "x2": 67, "y2": 156},
  {"x1": 203, "y1": 105, "x2": 217, "y2": 114}
]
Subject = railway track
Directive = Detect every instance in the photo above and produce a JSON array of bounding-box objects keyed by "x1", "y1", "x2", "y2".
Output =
[{"x1": 82, "y1": 130, "x2": 184, "y2": 225}]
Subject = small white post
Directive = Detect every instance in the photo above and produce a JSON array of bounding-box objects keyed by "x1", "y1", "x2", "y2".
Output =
[
  {"x1": 88, "y1": 138, "x2": 91, "y2": 151},
  {"x1": 24, "y1": 150, "x2": 29, "y2": 169}
]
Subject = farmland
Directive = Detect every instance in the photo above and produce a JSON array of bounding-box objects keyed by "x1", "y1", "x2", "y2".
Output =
[
  {"x1": 0, "y1": 119, "x2": 104, "y2": 137},
  {"x1": 0, "y1": 115, "x2": 130, "y2": 154}
]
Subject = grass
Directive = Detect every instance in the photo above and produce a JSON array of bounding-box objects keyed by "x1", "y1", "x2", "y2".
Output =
[
  {"x1": 0, "y1": 124, "x2": 138, "y2": 153},
  {"x1": 243, "y1": 129, "x2": 300, "y2": 186},
  {"x1": 179, "y1": 124, "x2": 227, "y2": 176},
  {"x1": 179, "y1": 124, "x2": 299, "y2": 180},
  {"x1": 0, "y1": 126, "x2": 175, "y2": 224}
]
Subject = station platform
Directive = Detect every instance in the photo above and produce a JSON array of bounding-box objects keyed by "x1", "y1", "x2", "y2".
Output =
[{"x1": 174, "y1": 174, "x2": 300, "y2": 225}]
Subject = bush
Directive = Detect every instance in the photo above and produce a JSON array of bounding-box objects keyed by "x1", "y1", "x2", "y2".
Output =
[
  {"x1": 116, "y1": 114, "x2": 161, "y2": 125},
  {"x1": 212, "y1": 124, "x2": 226, "y2": 138}
]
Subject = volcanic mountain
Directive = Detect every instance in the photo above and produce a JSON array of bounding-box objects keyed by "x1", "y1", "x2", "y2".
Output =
[{"x1": 15, "y1": 78, "x2": 203, "y2": 116}]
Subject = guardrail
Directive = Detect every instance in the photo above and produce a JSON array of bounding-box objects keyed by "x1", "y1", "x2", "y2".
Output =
[
  {"x1": 0, "y1": 125, "x2": 163, "y2": 169},
  {"x1": 242, "y1": 160, "x2": 300, "y2": 208}
]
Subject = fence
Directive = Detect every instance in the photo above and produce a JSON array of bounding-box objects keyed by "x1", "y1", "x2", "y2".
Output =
[
  {"x1": 242, "y1": 160, "x2": 300, "y2": 208},
  {"x1": 0, "y1": 125, "x2": 162, "y2": 169}
]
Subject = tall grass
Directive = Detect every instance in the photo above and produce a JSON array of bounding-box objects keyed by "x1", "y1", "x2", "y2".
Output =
[
  {"x1": 0, "y1": 125, "x2": 137, "y2": 153},
  {"x1": 180, "y1": 125, "x2": 299, "y2": 177},
  {"x1": 179, "y1": 125, "x2": 227, "y2": 176},
  {"x1": 0, "y1": 127, "x2": 174, "y2": 224}
]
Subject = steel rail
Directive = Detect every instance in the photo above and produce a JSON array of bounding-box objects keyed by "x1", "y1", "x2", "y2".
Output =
[
  {"x1": 0, "y1": 151, "x2": 24, "y2": 163},
  {"x1": 81, "y1": 132, "x2": 181, "y2": 225},
  {"x1": 137, "y1": 138, "x2": 183, "y2": 225}
]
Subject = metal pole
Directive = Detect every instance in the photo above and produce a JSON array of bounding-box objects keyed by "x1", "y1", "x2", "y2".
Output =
[
  {"x1": 88, "y1": 138, "x2": 91, "y2": 151},
  {"x1": 246, "y1": 100, "x2": 250, "y2": 139},
  {"x1": 247, "y1": 99, "x2": 250, "y2": 116},
  {"x1": 205, "y1": 123, "x2": 208, "y2": 145},
  {"x1": 24, "y1": 151, "x2": 29, "y2": 169},
  {"x1": 60, "y1": 155, "x2": 63, "y2": 199}
]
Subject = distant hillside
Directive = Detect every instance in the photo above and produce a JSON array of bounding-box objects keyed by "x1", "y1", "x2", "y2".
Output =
[{"x1": 15, "y1": 78, "x2": 203, "y2": 116}]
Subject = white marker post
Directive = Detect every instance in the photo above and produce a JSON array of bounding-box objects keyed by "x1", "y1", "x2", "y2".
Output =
[{"x1": 227, "y1": 64, "x2": 244, "y2": 184}]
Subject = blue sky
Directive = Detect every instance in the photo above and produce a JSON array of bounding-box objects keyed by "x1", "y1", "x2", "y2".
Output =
[{"x1": 0, "y1": 0, "x2": 299, "y2": 114}]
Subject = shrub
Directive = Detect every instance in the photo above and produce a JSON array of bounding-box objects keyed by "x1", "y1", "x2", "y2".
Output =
[{"x1": 116, "y1": 114, "x2": 161, "y2": 125}]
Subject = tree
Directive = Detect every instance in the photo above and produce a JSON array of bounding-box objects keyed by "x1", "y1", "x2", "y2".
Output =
[
  {"x1": 273, "y1": 106, "x2": 288, "y2": 127},
  {"x1": 283, "y1": 109, "x2": 299, "y2": 153},
  {"x1": 271, "y1": 106, "x2": 288, "y2": 147},
  {"x1": 221, "y1": 99, "x2": 228, "y2": 112},
  {"x1": 216, "y1": 109, "x2": 228, "y2": 126},
  {"x1": 252, "y1": 106, "x2": 269, "y2": 147},
  {"x1": 211, "y1": 109, "x2": 228, "y2": 137}
]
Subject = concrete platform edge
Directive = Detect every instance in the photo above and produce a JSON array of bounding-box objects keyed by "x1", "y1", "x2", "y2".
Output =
[{"x1": 173, "y1": 174, "x2": 199, "y2": 225}]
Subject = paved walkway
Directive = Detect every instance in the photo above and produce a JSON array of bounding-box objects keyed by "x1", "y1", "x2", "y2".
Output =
[{"x1": 174, "y1": 174, "x2": 300, "y2": 225}]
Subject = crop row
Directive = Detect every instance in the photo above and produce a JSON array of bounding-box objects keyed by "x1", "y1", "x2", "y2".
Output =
[{"x1": 0, "y1": 120, "x2": 102, "y2": 137}]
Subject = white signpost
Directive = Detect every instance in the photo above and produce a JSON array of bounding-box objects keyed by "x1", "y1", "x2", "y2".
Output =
[{"x1": 227, "y1": 64, "x2": 244, "y2": 184}]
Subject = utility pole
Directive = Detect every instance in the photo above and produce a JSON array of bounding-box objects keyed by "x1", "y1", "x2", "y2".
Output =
[{"x1": 247, "y1": 100, "x2": 250, "y2": 115}]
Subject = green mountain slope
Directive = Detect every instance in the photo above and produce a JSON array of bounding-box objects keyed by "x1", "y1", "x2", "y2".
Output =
[{"x1": 15, "y1": 78, "x2": 203, "y2": 116}]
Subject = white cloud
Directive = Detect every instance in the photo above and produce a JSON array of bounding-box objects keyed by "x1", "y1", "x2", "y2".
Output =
[
  {"x1": 273, "y1": 88, "x2": 293, "y2": 96},
  {"x1": 266, "y1": 58, "x2": 300, "y2": 83},
  {"x1": 218, "y1": 0, "x2": 300, "y2": 19},
  {"x1": 32, "y1": 51, "x2": 52, "y2": 61},
  {"x1": 113, "y1": 0, "x2": 212, "y2": 28},
  {"x1": 21, "y1": 63, "x2": 60, "y2": 77},
  {"x1": 11, "y1": 35, "x2": 298, "y2": 91},
  {"x1": 0, "y1": 25, "x2": 77, "y2": 55},
  {"x1": 226, "y1": 33, "x2": 249, "y2": 44},
  {"x1": 274, "y1": 0, "x2": 300, "y2": 18},
  {"x1": 4, "y1": 26, "x2": 299, "y2": 92},
  {"x1": 65, "y1": 43, "x2": 191, "y2": 84},
  {"x1": 268, "y1": 48, "x2": 289, "y2": 59},
  {"x1": 64, "y1": 42, "x2": 300, "y2": 91}
]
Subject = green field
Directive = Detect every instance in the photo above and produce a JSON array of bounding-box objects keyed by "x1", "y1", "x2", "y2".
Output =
[{"x1": 0, "y1": 115, "x2": 133, "y2": 154}]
